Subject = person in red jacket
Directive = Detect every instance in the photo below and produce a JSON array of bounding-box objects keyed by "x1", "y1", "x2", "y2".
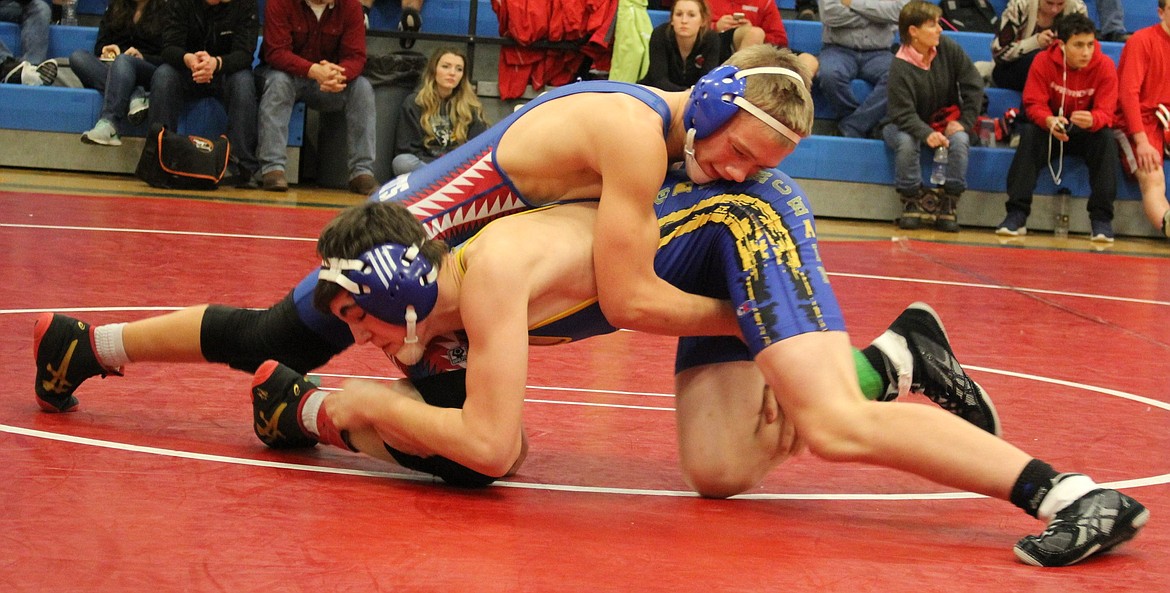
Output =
[
  {"x1": 707, "y1": 0, "x2": 818, "y2": 75},
  {"x1": 996, "y1": 13, "x2": 1119, "y2": 241},
  {"x1": 1115, "y1": 0, "x2": 1170, "y2": 239},
  {"x1": 257, "y1": 0, "x2": 377, "y2": 195}
]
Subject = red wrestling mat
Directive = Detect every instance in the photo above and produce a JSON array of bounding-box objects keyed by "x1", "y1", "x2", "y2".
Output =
[{"x1": 1, "y1": 190, "x2": 1167, "y2": 592}]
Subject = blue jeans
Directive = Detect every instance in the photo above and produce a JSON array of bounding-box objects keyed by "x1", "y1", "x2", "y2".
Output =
[
  {"x1": 71, "y1": 51, "x2": 157, "y2": 130},
  {"x1": 392, "y1": 153, "x2": 425, "y2": 177},
  {"x1": 150, "y1": 63, "x2": 259, "y2": 175},
  {"x1": 256, "y1": 66, "x2": 375, "y2": 179},
  {"x1": 818, "y1": 45, "x2": 892, "y2": 138},
  {"x1": 1093, "y1": 0, "x2": 1125, "y2": 36},
  {"x1": 0, "y1": 0, "x2": 51, "y2": 63},
  {"x1": 881, "y1": 123, "x2": 970, "y2": 196}
]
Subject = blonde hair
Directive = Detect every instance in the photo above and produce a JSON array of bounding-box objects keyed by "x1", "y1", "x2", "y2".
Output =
[
  {"x1": 415, "y1": 47, "x2": 488, "y2": 151},
  {"x1": 722, "y1": 45, "x2": 814, "y2": 142}
]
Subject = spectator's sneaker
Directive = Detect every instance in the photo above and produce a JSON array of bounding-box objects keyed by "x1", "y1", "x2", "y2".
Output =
[
  {"x1": 996, "y1": 210, "x2": 1028, "y2": 236},
  {"x1": 81, "y1": 119, "x2": 122, "y2": 146},
  {"x1": 127, "y1": 93, "x2": 150, "y2": 126},
  {"x1": 251, "y1": 360, "x2": 319, "y2": 449},
  {"x1": 871, "y1": 302, "x2": 1001, "y2": 436},
  {"x1": 1015, "y1": 488, "x2": 1149, "y2": 567},
  {"x1": 32, "y1": 313, "x2": 118, "y2": 413},
  {"x1": 399, "y1": 6, "x2": 421, "y2": 48},
  {"x1": 1089, "y1": 219, "x2": 1114, "y2": 243},
  {"x1": 13, "y1": 60, "x2": 58, "y2": 86}
]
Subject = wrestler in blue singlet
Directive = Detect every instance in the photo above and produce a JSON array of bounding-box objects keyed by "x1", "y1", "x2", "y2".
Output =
[
  {"x1": 401, "y1": 167, "x2": 845, "y2": 381},
  {"x1": 290, "y1": 81, "x2": 672, "y2": 347}
]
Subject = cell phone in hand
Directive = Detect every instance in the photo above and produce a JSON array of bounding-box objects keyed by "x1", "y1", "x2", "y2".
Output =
[{"x1": 734, "y1": 12, "x2": 745, "y2": 21}]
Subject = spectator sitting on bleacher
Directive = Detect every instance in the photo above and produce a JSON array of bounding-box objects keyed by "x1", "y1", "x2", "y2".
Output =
[
  {"x1": 881, "y1": 0, "x2": 984, "y2": 232},
  {"x1": 392, "y1": 46, "x2": 489, "y2": 176},
  {"x1": 707, "y1": 1, "x2": 819, "y2": 75},
  {"x1": 996, "y1": 14, "x2": 1118, "y2": 241},
  {"x1": 991, "y1": 0, "x2": 1087, "y2": 91},
  {"x1": 816, "y1": 0, "x2": 910, "y2": 138},
  {"x1": 639, "y1": 0, "x2": 721, "y2": 91},
  {"x1": 150, "y1": 0, "x2": 260, "y2": 188},
  {"x1": 0, "y1": 0, "x2": 57, "y2": 85},
  {"x1": 73, "y1": 0, "x2": 167, "y2": 146},
  {"x1": 257, "y1": 0, "x2": 377, "y2": 194},
  {"x1": 1115, "y1": 0, "x2": 1170, "y2": 240}
]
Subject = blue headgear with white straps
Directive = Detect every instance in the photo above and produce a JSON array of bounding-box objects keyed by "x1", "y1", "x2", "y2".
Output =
[
  {"x1": 318, "y1": 242, "x2": 440, "y2": 324},
  {"x1": 683, "y1": 64, "x2": 806, "y2": 143}
]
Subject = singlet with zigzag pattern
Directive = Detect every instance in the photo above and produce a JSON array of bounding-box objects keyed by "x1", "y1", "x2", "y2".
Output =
[{"x1": 369, "y1": 81, "x2": 672, "y2": 247}]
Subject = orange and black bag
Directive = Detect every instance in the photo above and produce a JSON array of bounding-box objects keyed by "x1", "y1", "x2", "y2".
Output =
[{"x1": 135, "y1": 123, "x2": 230, "y2": 190}]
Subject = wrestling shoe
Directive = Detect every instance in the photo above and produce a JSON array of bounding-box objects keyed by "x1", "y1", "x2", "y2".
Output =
[
  {"x1": 1014, "y1": 488, "x2": 1149, "y2": 567},
  {"x1": 871, "y1": 302, "x2": 1001, "y2": 436},
  {"x1": 251, "y1": 360, "x2": 319, "y2": 449},
  {"x1": 32, "y1": 313, "x2": 118, "y2": 412}
]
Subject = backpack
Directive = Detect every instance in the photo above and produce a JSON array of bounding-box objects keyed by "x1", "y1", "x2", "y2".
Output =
[
  {"x1": 940, "y1": 0, "x2": 998, "y2": 33},
  {"x1": 135, "y1": 124, "x2": 230, "y2": 190}
]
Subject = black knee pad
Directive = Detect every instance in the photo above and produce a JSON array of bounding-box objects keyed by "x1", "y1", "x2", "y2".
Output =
[{"x1": 201, "y1": 293, "x2": 346, "y2": 374}]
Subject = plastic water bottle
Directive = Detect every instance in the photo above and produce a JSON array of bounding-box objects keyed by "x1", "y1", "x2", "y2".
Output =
[
  {"x1": 1054, "y1": 189, "x2": 1070, "y2": 239},
  {"x1": 62, "y1": 0, "x2": 78, "y2": 26},
  {"x1": 930, "y1": 146, "x2": 948, "y2": 186}
]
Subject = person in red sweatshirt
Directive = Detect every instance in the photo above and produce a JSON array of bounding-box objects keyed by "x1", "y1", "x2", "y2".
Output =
[
  {"x1": 996, "y1": 13, "x2": 1118, "y2": 241},
  {"x1": 257, "y1": 0, "x2": 377, "y2": 195},
  {"x1": 1115, "y1": 0, "x2": 1170, "y2": 239},
  {"x1": 706, "y1": 0, "x2": 818, "y2": 75}
]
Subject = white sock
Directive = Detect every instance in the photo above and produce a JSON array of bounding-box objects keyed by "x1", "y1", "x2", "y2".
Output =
[
  {"x1": 1037, "y1": 474, "x2": 1099, "y2": 521},
  {"x1": 870, "y1": 330, "x2": 912, "y2": 400},
  {"x1": 93, "y1": 323, "x2": 130, "y2": 371},
  {"x1": 299, "y1": 390, "x2": 327, "y2": 437}
]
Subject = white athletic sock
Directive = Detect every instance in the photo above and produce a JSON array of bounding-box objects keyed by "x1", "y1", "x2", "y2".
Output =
[
  {"x1": 870, "y1": 330, "x2": 912, "y2": 400},
  {"x1": 93, "y1": 323, "x2": 130, "y2": 371},
  {"x1": 299, "y1": 390, "x2": 327, "y2": 437},
  {"x1": 1037, "y1": 474, "x2": 1099, "y2": 521}
]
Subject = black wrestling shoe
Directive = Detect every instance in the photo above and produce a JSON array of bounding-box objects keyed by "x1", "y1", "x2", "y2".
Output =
[
  {"x1": 251, "y1": 360, "x2": 319, "y2": 449},
  {"x1": 32, "y1": 313, "x2": 117, "y2": 413},
  {"x1": 1014, "y1": 488, "x2": 1149, "y2": 567},
  {"x1": 871, "y1": 302, "x2": 1001, "y2": 436}
]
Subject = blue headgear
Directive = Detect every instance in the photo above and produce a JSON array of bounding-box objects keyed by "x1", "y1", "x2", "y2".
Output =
[
  {"x1": 683, "y1": 64, "x2": 806, "y2": 143},
  {"x1": 318, "y1": 242, "x2": 440, "y2": 324}
]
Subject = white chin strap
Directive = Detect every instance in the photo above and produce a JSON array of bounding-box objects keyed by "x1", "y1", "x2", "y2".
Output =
[
  {"x1": 392, "y1": 306, "x2": 425, "y2": 366},
  {"x1": 683, "y1": 128, "x2": 716, "y2": 184},
  {"x1": 732, "y1": 66, "x2": 805, "y2": 146}
]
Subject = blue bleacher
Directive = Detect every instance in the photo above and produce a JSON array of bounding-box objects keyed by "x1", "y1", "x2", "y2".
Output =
[
  {"x1": 0, "y1": 23, "x2": 303, "y2": 145},
  {"x1": 368, "y1": 0, "x2": 499, "y2": 36},
  {"x1": 784, "y1": 136, "x2": 1151, "y2": 200}
]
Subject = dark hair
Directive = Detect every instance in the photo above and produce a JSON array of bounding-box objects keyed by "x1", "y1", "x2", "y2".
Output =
[
  {"x1": 898, "y1": 1, "x2": 942, "y2": 43},
  {"x1": 1056, "y1": 13, "x2": 1097, "y2": 42},
  {"x1": 312, "y1": 202, "x2": 448, "y2": 316},
  {"x1": 103, "y1": 0, "x2": 164, "y2": 44}
]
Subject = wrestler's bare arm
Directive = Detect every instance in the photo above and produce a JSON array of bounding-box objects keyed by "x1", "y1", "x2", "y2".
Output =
[{"x1": 590, "y1": 110, "x2": 739, "y2": 337}]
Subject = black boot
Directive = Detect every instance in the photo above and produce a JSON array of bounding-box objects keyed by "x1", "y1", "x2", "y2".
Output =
[
  {"x1": 935, "y1": 191, "x2": 961, "y2": 232},
  {"x1": 897, "y1": 187, "x2": 933, "y2": 230}
]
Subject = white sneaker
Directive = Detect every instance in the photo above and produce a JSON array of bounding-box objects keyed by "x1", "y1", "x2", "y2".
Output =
[
  {"x1": 81, "y1": 119, "x2": 122, "y2": 146},
  {"x1": 127, "y1": 93, "x2": 149, "y2": 125},
  {"x1": 19, "y1": 60, "x2": 57, "y2": 86}
]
